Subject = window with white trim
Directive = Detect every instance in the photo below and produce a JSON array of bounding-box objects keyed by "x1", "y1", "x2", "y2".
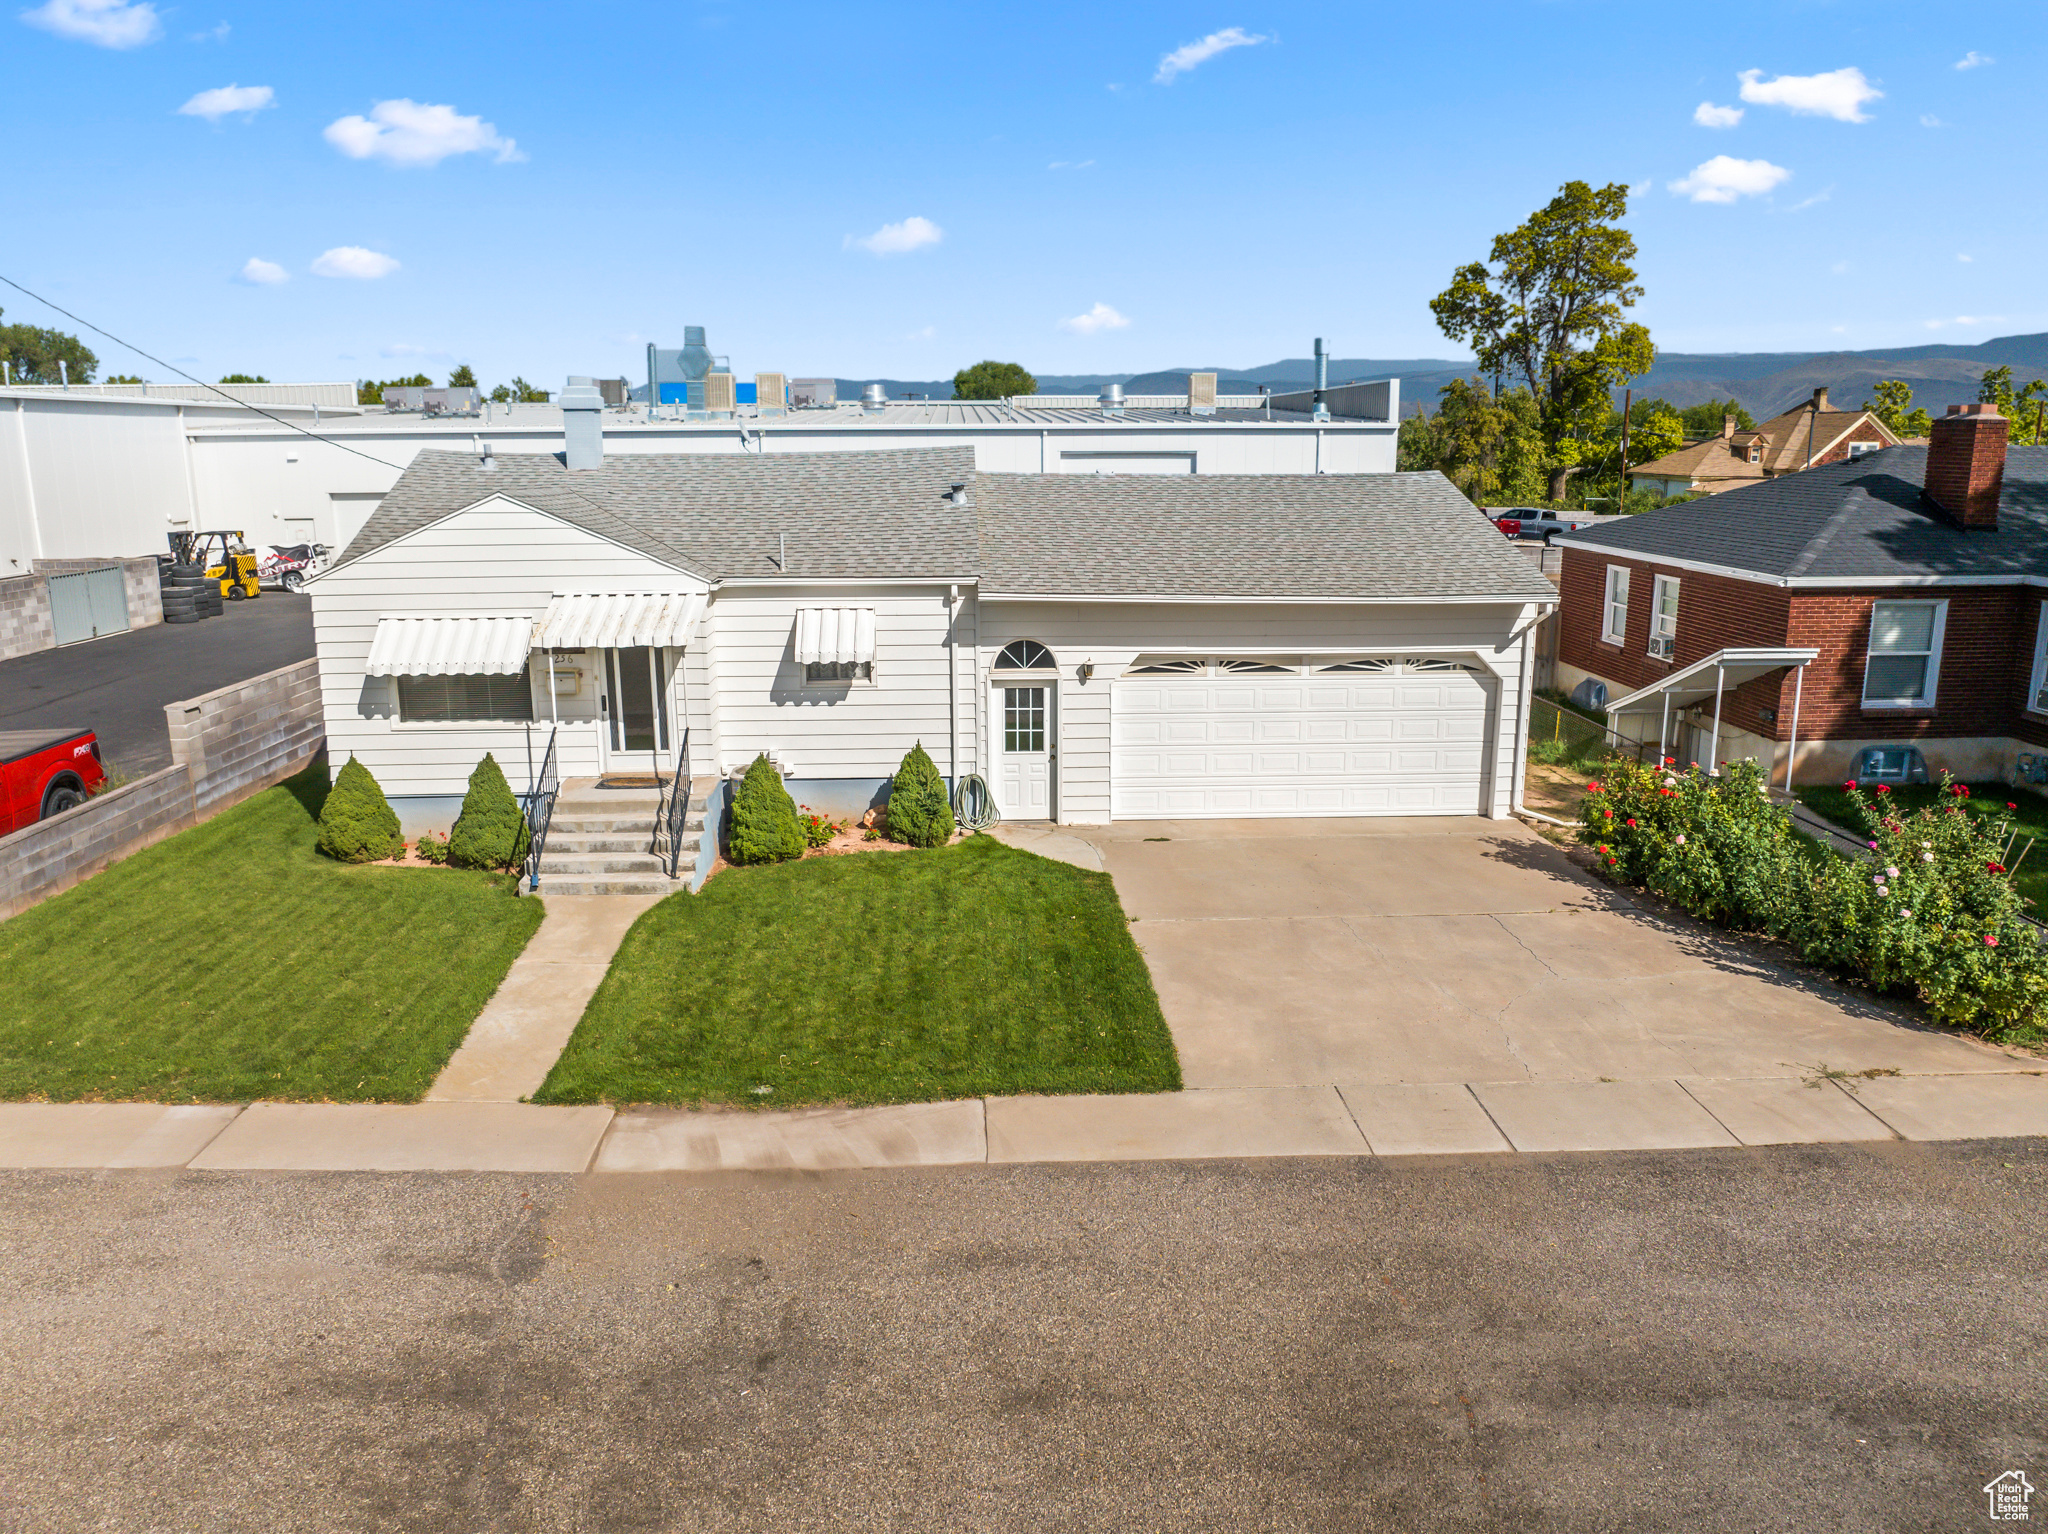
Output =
[
  {"x1": 2031, "y1": 603, "x2": 2048, "y2": 715},
  {"x1": 1648, "y1": 576, "x2": 1679, "y2": 661},
  {"x1": 1847, "y1": 440, "x2": 1881, "y2": 458},
  {"x1": 803, "y1": 660, "x2": 872, "y2": 684},
  {"x1": 1862, "y1": 600, "x2": 1946, "y2": 708},
  {"x1": 397, "y1": 672, "x2": 535, "y2": 723},
  {"x1": 1601, "y1": 566, "x2": 1630, "y2": 644}
]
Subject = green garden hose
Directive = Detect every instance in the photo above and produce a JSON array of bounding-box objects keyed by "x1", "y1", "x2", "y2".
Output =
[{"x1": 953, "y1": 773, "x2": 1000, "y2": 830}]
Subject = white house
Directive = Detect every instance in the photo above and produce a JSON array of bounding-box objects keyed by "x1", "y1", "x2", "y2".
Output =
[{"x1": 308, "y1": 421, "x2": 1555, "y2": 835}]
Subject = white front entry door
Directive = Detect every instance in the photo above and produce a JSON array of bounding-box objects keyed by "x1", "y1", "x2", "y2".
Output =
[
  {"x1": 1111, "y1": 662, "x2": 1490, "y2": 818},
  {"x1": 998, "y1": 684, "x2": 1053, "y2": 819}
]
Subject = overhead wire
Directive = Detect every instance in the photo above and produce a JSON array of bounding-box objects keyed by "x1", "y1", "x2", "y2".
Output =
[{"x1": 0, "y1": 271, "x2": 408, "y2": 472}]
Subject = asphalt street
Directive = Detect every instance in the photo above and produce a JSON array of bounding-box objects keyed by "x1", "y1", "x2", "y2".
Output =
[
  {"x1": 0, "y1": 596, "x2": 316, "y2": 775},
  {"x1": 2, "y1": 1141, "x2": 2042, "y2": 1532}
]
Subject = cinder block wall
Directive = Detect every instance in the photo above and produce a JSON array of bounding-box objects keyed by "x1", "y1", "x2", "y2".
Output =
[
  {"x1": 0, "y1": 659, "x2": 326, "y2": 921},
  {"x1": 0, "y1": 572, "x2": 54, "y2": 661}
]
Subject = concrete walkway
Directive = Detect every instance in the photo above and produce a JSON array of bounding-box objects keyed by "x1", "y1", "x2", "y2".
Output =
[
  {"x1": 3, "y1": 1071, "x2": 2043, "y2": 1173},
  {"x1": 425, "y1": 894, "x2": 664, "y2": 1103}
]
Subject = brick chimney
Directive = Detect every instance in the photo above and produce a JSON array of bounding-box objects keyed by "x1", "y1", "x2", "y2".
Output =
[
  {"x1": 1925, "y1": 403, "x2": 2008, "y2": 530},
  {"x1": 1721, "y1": 413, "x2": 1736, "y2": 439},
  {"x1": 1811, "y1": 386, "x2": 1830, "y2": 412}
]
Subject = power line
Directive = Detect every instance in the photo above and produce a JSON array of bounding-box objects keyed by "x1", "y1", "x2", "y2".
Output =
[{"x1": 0, "y1": 272, "x2": 408, "y2": 472}]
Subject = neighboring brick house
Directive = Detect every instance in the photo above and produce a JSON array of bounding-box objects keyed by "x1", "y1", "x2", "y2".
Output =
[
  {"x1": 1629, "y1": 387, "x2": 1900, "y2": 498},
  {"x1": 1553, "y1": 404, "x2": 2047, "y2": 785}
]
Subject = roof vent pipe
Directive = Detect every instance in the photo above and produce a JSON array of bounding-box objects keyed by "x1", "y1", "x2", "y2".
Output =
[
  {"x1": 1312, "y1": 338, "x2": 1329, "y2": 421},
  {"x1": 862, "y1": 383, "x2": 888, "y2": 414},
  {"x1": 1100, "y1": 383, "x2": 1125, "y2": 416},
  {"x1": 560, "y1": 376, "x2": 605, "y2": 470}
]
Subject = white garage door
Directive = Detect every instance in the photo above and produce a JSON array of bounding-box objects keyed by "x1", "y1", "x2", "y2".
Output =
[{"x1": 1111, "y1": 659, "x2": 1491, "y2": 818}]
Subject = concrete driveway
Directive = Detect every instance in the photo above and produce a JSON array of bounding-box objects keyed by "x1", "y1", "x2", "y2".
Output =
[{"x1": 1047, "y1": 816, "x2": 2029, "y2": 1091}]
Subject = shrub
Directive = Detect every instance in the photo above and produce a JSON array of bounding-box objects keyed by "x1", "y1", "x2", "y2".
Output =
[
  {"x1": 886, "y1": 742, "x2": 955, "y2": 848},
  {"x1": 416, "y1": 831, "x2": 451, "y2": 865},
  {"x1": 728, "y1": 754, "x2": 803, "y2": 865},
  {"x1": 1583, "y1": 761, "x2": 2048, "y2": 1039},
  {"x1": 317, "y1": 755, "x2": 403, "y2": 864},
  {"x1": 448, "y1": 753, "x2": 531, "y2": 871}
]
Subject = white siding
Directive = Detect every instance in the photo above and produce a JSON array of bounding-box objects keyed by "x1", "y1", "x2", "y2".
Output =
[
  {"x1": 705, "y1": 586, "x2": 977, "y2": 782},
  {"x1": 309, "y1": 500, "x2": 704, "y2": 796},
  {"x1": 976, "y1": 600, "x2": 1536, "y2": 823}
]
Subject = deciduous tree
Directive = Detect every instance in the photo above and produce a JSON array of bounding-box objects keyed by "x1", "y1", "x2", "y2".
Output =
[
  {"x1": 0, "y1": 308, "x2": 98, "y2": 385},
  {"x1": 951, "y1": 361, "x2": 1036, "y2": 400},
  {"x1": 1864, "y1": 380, "x2": 1933, "y2": 441},
  {"x1": 1677, "y1": 398, "x2": 1755, "y2": 438},
  {"x1": 1979, "y1": 365, "x2": 2048, "y2": 446},
  {"x1": 1430, "y1": 181, "x2": 1654, "y2": 499}
]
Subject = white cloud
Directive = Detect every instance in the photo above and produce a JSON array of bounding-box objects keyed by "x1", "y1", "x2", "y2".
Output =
[
  {"x1": 845, "y1": 216, "x2": 943, "y2": 256},
  {"x1": 323, "y1": 99, "x2": 522, "y2": 167},
  {"x1": 311, "y1": 246, "x2": 400, "y2": 280},
  {"x1": 1957, "y1": 252, "x2": 1973, "y2": 263},
  {"x1": 21, "y1": 0, "x2": 159, "y2": 47},
  {"x1": 1693, "y1": 101, "x2": 1743, "y2": 129},
  {"x1": 1737, "y1": 67, "x2": 1881, "y2": 122},
  {"x1": 1628, "y1": 178, "x2": 1653, "y2": 198},
  {"x1": 1923, "y1": 315, "x2": 2003, "y2": 330},
  {"x1": 1921, "y1": 113, "x2": 1947, "y2": 128},
  {"x1": 178, "y1": 84, "x2": 274, "y2": 121},
  {"x1": 1048, "y1": 159, "x2": 1096, "y2": 171},
  {"x1": 1786, "y1": 188, "x2": 1832, "y2": 212},
  {"x1": 1670, "y1": 155, "x2": 1791, "y2": 204},
  {"x1": 235, "y1": 257, "x2": 287, "y2": 285},
  {"x1": 1154, "y1": 26, "x2": 1267, "y2": 85},
  {"x1": 1954, "y1": 51, "x2": 1992, "y2": 70},
  {"x1": 1058, "y1": 302, "x2": 1131, "y2": 336}
]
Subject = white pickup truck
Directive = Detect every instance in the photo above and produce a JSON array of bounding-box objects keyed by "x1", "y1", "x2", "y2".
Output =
[{"x1": 1491, "y1": 508, "x2": 1597, "y2": 543}]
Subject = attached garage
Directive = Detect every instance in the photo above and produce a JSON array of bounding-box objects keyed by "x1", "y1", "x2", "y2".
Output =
[{"x1": 1110, "y1": 657, "x2": 1492, "y2": 818}]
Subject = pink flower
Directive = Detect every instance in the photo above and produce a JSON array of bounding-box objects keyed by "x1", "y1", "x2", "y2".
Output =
[
  {"x1": 1675, "y1": 834, "x2": 1687, "y2": 846},
  {"x1": 1985, "y1": 935, "x2": 1999, "y2": 947},
  {"x1": 1885, "y1": 866, "x2": 1899, "y2": 877}
]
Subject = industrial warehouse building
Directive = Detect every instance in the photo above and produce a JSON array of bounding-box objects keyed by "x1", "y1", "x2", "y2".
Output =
[{"x1": 308, "y1": 423, "x2": 1553, "y2": 833}]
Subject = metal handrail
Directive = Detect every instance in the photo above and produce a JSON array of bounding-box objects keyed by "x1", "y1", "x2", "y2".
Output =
[
  {"x1": 650, "y1": 728, "x2": 691, "y2": 879},
  {"x1": 521, "y1": 725, "x2": 559, "y2": 892}
]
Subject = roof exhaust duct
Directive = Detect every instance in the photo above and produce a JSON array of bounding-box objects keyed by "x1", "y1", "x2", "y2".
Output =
[
  {"x1": 862, "y1": 383, "x2": 888, "y2": 414},
  {"x1": 1099, "y1": 383, "x2": 1125, "y2": 417},
  {"x1": 561, "y1": 376, "x2": 605, "y2": 471},
  {"x1": 1312, "y1": 338, "x2": 1330, "y2": 421}
]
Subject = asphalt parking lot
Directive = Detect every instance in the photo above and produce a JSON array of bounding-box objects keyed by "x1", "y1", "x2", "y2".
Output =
[
  {"x1": 0, "y1": 595, "x2": 315, "y2": 776},
  {"x1": 1, "y1": 1141, "x2": 2040, "y2": 1532}
]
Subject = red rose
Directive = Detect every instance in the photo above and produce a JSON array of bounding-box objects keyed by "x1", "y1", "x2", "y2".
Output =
[
  {"x1": 1985, "y1": 935, "x2": 1999, "y2": 947},
  {"x1": 1603, "y1": 809, "x2": 1612, "y2": 818},
  {"x1": 1844, "y1": 780, "x2": 1858, "y2": 790},
  {"x1": 1874, "y1": 785, "x2": 1890, "y2": 795},
  {"x1": 1587, "y1": 781, "x2": 1602, "y2": 793},
  {"x1": 2008, "y1": 803, "x2": 2018, "y2": 811},
  {"x1": 1626, "y1": 818, "x2": 1637, "y2": 827}
]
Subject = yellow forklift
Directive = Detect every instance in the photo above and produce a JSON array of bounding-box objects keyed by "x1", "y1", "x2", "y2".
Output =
[{"x1": 167, "y1": 530, "x2": 262, "y2": 600}]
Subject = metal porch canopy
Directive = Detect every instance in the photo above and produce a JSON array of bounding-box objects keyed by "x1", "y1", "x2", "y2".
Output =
[
  {"x1": 1602, "y1": 647, "x2": 1819, "y2": 788},
  {"x1": 534, "y1": 592, "x2": 705, "y2": 651}
]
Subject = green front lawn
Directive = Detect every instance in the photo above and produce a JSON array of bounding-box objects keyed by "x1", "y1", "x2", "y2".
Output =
[
  {"x1": 535, "y1": 836, "x2": 1181, "y2": 1107},
  {"x1": 0, "y1": 763, "x2": 543, "y2": 1103},
  {"x1": 1794, "y1": 780, "x2": 2048, "y2": 914}
]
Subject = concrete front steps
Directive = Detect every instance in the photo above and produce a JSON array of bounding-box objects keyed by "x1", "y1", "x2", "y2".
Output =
[{"x1": 532, "y1": 777, "x2": 712, "y2": 896}]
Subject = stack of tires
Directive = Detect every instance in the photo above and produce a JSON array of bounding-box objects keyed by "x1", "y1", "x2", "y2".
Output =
[{"x1": 158, "y1": 563, "x2": 223, "y2": 625}]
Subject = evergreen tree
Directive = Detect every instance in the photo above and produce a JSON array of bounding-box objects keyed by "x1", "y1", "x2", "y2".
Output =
[
  {"x1": 728, "y1": 754, "x2": 803, "y2": 864},
  {"x1": 318, "y1": 756, "x2": 404, "y2": 863},
  {"x1": 886, "y1": 743, "x2": 955, "y2": 848},
  {"x1": 448, "y1": 753, "x2": 531, "y2": 870}
]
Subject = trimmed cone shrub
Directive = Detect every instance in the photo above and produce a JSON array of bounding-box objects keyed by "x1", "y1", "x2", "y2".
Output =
[
  {"x1": 317, "y1": 755, "x2": 403, "y2": 864},
  {"x1": 448, "y1": 753, "x2": 531, "y2": 871},
  {"x1": 886, "y1": 741, "x2": 955, "y2": 848},
  {"x1": 728, "y1": 753, "x2": 803, "y2": 865}
]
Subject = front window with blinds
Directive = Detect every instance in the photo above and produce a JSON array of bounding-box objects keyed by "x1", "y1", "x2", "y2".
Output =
[
  {"x1": 1602, "y1": 566, "x2": 1630, "y2": 644},
  {"x1": 397, "y1": 672, "x2": 535, "y2": 723},
  {"x1": 1863, "y1": 600, "x2": 1946, "y2": 708}
]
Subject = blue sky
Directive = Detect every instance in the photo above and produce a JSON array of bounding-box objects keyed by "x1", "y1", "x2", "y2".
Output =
[{"x1": 4, "y1": 1, "x2": 2035, "y2": 389}]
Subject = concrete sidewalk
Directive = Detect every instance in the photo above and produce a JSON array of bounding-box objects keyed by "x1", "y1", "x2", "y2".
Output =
[{"x1": 4, "y1": 1070, "x2": 2042, "y2": 1173}]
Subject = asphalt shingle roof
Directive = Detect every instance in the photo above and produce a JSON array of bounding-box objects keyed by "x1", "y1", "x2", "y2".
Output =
[
  {"x1": 1565, "y1": 444, "x2": 2048, "y2": 581},
  {"x1": 337, "y1": 447, "x2": 1556, "y2": 601}
]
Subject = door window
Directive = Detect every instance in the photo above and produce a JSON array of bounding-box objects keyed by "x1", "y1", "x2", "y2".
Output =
[
  {"x1": 609, "y1": 647, "x2": 668, "y2": 751},
  {"x1": 1004, "y1": 687, "x2": 1046, "y2": 752}
]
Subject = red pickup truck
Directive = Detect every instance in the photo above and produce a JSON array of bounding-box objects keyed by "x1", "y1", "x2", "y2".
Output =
[{"x1": 1, "y1": 728, "x2": 107, "y2": 837}]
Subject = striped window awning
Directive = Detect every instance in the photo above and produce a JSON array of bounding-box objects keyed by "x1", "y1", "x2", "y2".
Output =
[
  {"x1": 364, "y1": 615, "x2": 534, "y2": 677},
  {"x1": 794, "y1": 607, "x2": 876, "y2": 665},
  {"x1": 534, "y1": 592, "x2": 705, "y2": 650}
]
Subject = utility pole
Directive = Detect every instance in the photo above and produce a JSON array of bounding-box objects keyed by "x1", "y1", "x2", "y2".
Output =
[{"x1": 1619, "y1": 386, "x2": 1632, "y2": 507}]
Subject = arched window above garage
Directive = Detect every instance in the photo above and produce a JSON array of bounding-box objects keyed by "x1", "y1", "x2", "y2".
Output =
[{"x1": 995, "y1": 640, "x2": 1056, "y2": 671}]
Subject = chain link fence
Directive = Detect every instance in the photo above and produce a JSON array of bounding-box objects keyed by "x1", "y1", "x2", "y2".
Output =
[{"x1": 1527, "y1": 695, "x2": 1611, "y2": 770}]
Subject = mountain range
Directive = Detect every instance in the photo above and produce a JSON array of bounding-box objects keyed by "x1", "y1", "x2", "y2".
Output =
[{"x1": 836, "y1": 332, "x2": 2048, "y2": 419}]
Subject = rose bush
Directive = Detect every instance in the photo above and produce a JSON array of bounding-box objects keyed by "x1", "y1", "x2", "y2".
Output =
[{"x1": 1582, "y1": 763, "x2": 2046, "y2": 1039}]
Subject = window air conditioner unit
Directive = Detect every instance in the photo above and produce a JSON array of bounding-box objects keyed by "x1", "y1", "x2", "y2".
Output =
[{"x1": 1648, "y1": 635, "x2": 1674, "y2": 660}]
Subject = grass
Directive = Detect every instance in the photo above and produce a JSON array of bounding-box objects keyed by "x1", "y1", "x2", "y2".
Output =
[
  {"x1": 0, "y1": 762, "x2": 543, "y2": 1103},
  {"x1": 1794, "y1": 780, "x2": 2048, "y2": 915},
  {"x1": 535, "y1": 835, "x2": 1181, "y2": 1108}
]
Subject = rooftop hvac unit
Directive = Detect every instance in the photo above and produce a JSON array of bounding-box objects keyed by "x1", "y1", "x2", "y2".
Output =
[
  {"x1": 1188, "y1": 372, "x2": 1218, "y2": 416},
  {"x1": 754, "y1": 372, "x2": 787, "y2": 414},
  {"x1": 420, "y1": 387, "x2": 481, "y2": 417},
  {"x1": 790, "y1": 378, "x2": 836, "y2": 408},
  {"x1": 704, "y1": 372, "x2": 736, "y2": 416},
  {"x1": 647, "y1": 329, "x2": 716, "y2": 411},
  {"x1": 383, "y1": 385, "x2": 428, "y2": 412},
  {"x1": 596, "y1": 377, "x2": 627, "y2": 407}
]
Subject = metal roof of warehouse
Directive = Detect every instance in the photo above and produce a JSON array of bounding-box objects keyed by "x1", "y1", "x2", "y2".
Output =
[{"x1": 334, "y1": 447, "x2": 1555, "y2": 602}]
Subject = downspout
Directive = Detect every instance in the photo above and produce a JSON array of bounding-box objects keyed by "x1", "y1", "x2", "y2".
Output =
[
  {"x1": 177, "y1": 405, "x2": 201, "y2": 539},
  {"x1": 947, "y1": 584, "x2": 959, "y2": 791},
  {"x1": 1508, "y1": 621, "x2": 1534, "y2": 817},
  {"x1": 1784, "y1": 663, "x2": 1804, "y2": 791}
]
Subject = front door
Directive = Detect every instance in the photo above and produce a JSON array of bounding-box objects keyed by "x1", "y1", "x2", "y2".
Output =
[
  {"x1": 999, "y1": 684, "x2": 1053, "y2": 819},
  {"x1": 603, "y1": 647, "x2": 669, "y2": 770}
]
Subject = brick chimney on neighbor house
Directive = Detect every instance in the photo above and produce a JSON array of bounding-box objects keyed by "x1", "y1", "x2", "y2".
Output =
[
  {"x1": 1811, "y1": 386, "x2": 1830, "y2": 412},
  {"x1": 1925, "y1": 402, "x2": 2009, "y2": 530}
]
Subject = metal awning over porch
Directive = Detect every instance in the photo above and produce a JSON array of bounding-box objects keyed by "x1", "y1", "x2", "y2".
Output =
[
  {"x1": 534, "y1": 592, "x2": 705, "y2": 651},
  {"x1": 1604, "y1": 648, "x2": 1819, "y2": 715},
  {"x1": 364, "y1": 615, "x2": 534, "y2": 677},
  {"x1": 1603, "y1": 647, "x2": 1819, "y2": 788}
]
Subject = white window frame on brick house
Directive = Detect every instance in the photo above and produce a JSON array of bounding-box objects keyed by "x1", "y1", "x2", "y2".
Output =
[
  {"x1": 1847, "y1": 440, "x2": 1881, "y2": 458},
  {"x1": 2028, "y1": 601, "x2": 2048, "y2": 716},
  {"x1": 1647, "y1": 575, "x2": 1679, "y2": 661},
  {"x1": 1601, "y1": 566, "x2": 1630, "y2": 644},
  {"x1": 1862, "y1": 599, "x2": 1948, "y2": 710}
]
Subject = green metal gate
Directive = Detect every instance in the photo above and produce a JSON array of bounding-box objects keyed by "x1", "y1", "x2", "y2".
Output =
[{"x1": 47, "y1": 566, "x2": 130, "y2": 646}]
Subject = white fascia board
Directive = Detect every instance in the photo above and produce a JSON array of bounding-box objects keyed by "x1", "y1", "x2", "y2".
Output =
[
  {"x1": 309, "y1": 492, "x2": 706, "y2": 586},
  {"x1": 715, "y1": 576, "x2": 976, "y2": 588},
  {"x1": 978, "y1": 591, "x2": 1555, "y2": 605},
  {"x1": 1547, "y1": 539, "x2": 2040, "y2": 591}
]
